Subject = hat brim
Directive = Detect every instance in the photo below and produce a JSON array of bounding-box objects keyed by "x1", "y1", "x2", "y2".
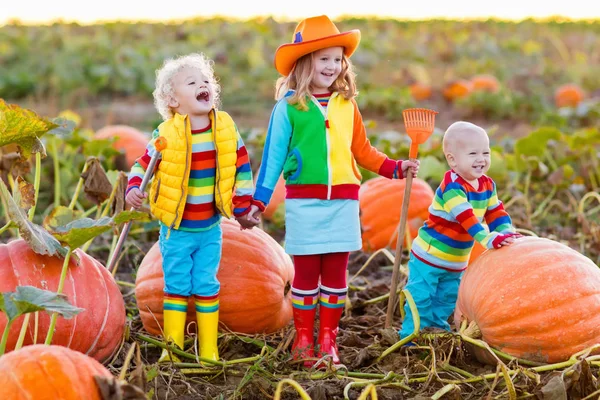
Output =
[{"x1": 274, "y1": 30, "x2": 361, "y2": 76}]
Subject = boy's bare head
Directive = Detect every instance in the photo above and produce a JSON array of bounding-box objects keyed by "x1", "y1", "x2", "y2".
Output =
[
  {"x1": 443, "y1": 121, "x2": 491, "y2": 183},
  {"x1": 442, "y1": 121, "x2": 488, "y2": 156}
]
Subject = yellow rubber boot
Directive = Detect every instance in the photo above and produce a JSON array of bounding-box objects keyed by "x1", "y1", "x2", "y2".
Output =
[
  {"x1": 195, "y1": 294, "x2": 220, "y2": 366},
  {"x1": 158, "y1": 296, "x2": 188, "y2": 363}
]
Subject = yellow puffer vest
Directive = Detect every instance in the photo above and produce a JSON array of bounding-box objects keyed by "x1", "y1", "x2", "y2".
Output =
[{"x1": 149, "y1": 110, "x2": 238, "y2": 229}]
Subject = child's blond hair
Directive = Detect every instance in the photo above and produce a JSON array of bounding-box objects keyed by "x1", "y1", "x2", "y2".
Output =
[
  {"x1": 275, "y1": 52, "x2": 357, "y2": 110},
  {"x1": 153, "y1": 53, "x2": 221, "y2": 120}
]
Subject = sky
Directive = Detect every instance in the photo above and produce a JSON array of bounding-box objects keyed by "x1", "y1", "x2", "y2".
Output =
[{"x1": 2, "y1": 0, "x2": 599, "y2": 24}]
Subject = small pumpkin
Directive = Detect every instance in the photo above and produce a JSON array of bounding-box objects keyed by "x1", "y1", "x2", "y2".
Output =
[
  {"x1": 409, "y1": 83, "x2": 433, "y2": 101},
  {"x1": 470, "y1": 74, "x2": 500, "y2": 93},
  {"x1": 442, "y1": 79, "x2": 473, "y2": 101},
  {"x1": 455, "y1": 236, "x2": 600, "y2": 363},
  {"x1": 93, "y1": 124, "x2": 149, "y2": 169},
  {"x1": 0, "y1": 344, "x2": 113, "y2": 400},
  {"x1": 554, "y1": 84, "x2": 585, "y2": 108},
  {"x1": 0, "y1": 239, "x2": 126, "y2": 363},
  {"x1": 360, "y1": 177, "x2": 434, "y2": 251},
  {"x1": 135, "y1": 218, "x2": 294, "y2": 335}
]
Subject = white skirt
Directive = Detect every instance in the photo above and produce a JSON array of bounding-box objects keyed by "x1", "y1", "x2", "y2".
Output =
[{"x1": 284, "y1": 198, "x2": 362, "y2": 255}]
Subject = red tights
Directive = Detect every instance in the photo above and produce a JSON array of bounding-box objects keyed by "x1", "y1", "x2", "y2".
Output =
[{"x1": 292, "y1": 252, "x2": 349, "y2": 290}]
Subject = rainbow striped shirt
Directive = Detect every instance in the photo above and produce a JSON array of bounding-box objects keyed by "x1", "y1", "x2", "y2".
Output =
[
  {"x1": 411, "y1": 170, "x2": 515, "y2": 271},
  {"x1": 314, "y1": 92, "x2": 331, "y2": 108},
  {"x1": 127, "y1": 123, "x2": 254, "y2": 231}
]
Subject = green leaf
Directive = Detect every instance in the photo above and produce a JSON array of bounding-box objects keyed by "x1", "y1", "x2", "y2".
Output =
[
  {"x1": 12, "y1": 286, "x2": 83, "y2": 319},
  {"x1": 49, "y1": 210, "x2": 148, "y2": 249},
  {"x1": 567, "y1": 128, "x2": 600, "y2": 150},
  {"x1": 113, "y1": 210, "x2": 149, "y2": 225},
  {"x1": 514, "y1": 127, "x2": 563, "y2": 157},
  {"x1": 487, "y1": 150, "x2": 508, "y2": 182},
  {"x1": 418, "y1": 155, "x2": 447, "y2": 183},
  {"x1": 514, "y1": 127, "x2": 563, "y2": 172},
  {"x1": 47, "y1": 117, "x2": 76, "y2": 138},
  {"x1": 0, "y1": 292, "x2": 18, "y2": 320},
  {"x1": 50, "y1": 216, "x2": 115, "y2": 249},
  {"x1": 43, "y1": 206, "x2": 80, "y2": 231},
  {"x1": 0, "y1": 179, "x2": 68, "y2": 258},
  {"x1": 0, "y1": 286, "x2": 83, "y2": 322},
  {"x1": 0, "y1": 100, "x2": 59, "y2": 158}
]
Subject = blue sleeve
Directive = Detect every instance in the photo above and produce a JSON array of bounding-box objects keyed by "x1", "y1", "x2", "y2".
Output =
[{"x1": 254, "y1": 99, "x2": 292, "y2": 206}]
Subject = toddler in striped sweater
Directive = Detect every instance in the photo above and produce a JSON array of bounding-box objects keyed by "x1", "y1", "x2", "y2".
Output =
[
  {"x1": 125, "y1": 53, "x2": 258, "y2": 364},
  {"x1": 400, "y1": 121, "x2": 521, "y2": 341}
]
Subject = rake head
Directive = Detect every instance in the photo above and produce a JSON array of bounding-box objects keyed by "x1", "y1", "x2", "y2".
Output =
[{"x1": 402, "y1": 108, "x2": 438, "y2": 159}]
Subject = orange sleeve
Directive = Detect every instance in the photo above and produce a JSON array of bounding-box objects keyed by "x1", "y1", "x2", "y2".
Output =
[{"x1": 350, "y1": 99, "x2": 399, "y2": 178}]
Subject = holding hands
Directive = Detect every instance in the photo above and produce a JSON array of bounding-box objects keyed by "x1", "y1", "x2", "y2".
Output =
[{"x1": 236, "y1": 204, "x2": 262, "y2": 230}]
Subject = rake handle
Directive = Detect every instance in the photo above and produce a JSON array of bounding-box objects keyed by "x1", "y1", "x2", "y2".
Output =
[
  {"x1": 106, "y1": 149, "x2": 162, "y2": 274},
  {"x1": 385, "y1": 159, "x2": 415, "y2": 329}
]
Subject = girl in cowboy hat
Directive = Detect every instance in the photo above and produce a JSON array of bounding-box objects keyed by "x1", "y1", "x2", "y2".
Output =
[{"x1": 247, "y1": 15, "x2": 419, "y2": 367}]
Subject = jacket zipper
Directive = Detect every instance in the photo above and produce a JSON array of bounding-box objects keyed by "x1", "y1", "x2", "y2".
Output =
[
  {"x1": 170, "y1": 116, "x2": 190, "y2": 230},
  {"x1": 213, "y1": 109, "x2": 230, "y2": 218},
  {"x1": 311, "y1": 95, "x2": 332, "y2": 200}
]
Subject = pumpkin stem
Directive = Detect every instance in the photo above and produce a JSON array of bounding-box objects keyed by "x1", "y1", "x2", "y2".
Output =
[{"x1": 463, "y1": 321, "x2": 482, "y2": 339}]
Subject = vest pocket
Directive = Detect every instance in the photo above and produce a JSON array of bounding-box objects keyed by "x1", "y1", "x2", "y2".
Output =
[
  {"x1": 283, "y1": 148, "x2": 303, "y2": 182},
  {"x1": 152, "y1": 178, "x2": 161, "y2": 204}
]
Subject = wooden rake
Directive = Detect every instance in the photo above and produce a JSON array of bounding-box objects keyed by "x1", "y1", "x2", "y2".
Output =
[
  {"x1": 106, "y1": 136, "x2": 167, "y2": 274},
  {"x1": 385, "y1": 108, "x2": 438, "y2": 328}
]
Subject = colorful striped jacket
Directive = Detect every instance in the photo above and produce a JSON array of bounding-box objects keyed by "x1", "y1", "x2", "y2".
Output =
[
  {"x1": 411, "y1": 170, "x2": 516, "y2": 271},
  {"x1": 253, "y1": 91, "x2": 402, "y2": 208}
]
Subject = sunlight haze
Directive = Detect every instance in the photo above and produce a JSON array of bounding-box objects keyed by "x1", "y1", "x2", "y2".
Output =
[{"x1": 2, "y1": 0, "x2": 599, "y2": 24}]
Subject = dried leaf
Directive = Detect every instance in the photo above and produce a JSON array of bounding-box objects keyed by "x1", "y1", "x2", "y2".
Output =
[
  {"x1": 128, "y1": 343, "x2": 146, "y2": 393},
  {"x1": 565, "y1": 360, "x2": 598, "y2": 399},
  {"x1": 536, "y1": 373, "x2": 567, "y2": 400},
  {"x1": 94, "y1": 376, "x2": 146, "y2": 400},
  {"x1": 81, "y1": 158, "x2": 113, "y2": 205},
  {"x1": 0, "y1": 100, "x2": 59, "y2": 158},
  {"x1": 112, "y1": 171, "x2": 129, "y2": 215},
  {"x1": 16, "y1": 176, "x2": 35, "y2": 211},
  {"x1": 0, "y1": 178, "x2": 67, "y2": 258}
]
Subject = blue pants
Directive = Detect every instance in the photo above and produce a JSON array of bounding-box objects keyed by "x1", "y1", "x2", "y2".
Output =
[
  {"x1": 399, "y1": 256, "x2": 463, "y2": 340},
  {"x1": 159, "y1": 223, "x2": 222, "y2": 297}
]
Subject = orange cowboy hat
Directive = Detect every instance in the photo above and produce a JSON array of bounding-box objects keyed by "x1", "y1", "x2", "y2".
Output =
[{"x1": 274, "y1": 15, "x2": 361, "y2": 76}]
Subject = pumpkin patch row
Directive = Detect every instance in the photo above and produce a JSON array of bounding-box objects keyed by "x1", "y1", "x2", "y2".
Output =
[{"x1": 409, "y1": 76, "x2": 586, "y2": 108}]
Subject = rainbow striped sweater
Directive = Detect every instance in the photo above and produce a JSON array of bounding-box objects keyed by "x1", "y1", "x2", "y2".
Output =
[
  {"x1": 127, "y1": 123, "x2": 254, "y2": 231},
  {"x1": 411, "y1": 170, "x2": 515, "y2": 271}
]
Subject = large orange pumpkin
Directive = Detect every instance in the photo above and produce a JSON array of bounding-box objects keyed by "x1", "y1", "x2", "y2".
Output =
[
  {"x1": 554, "y1": 84, "x2": 585, "y2": 108},
  {"x1": 0, "y1": 344, "x2": 113, "y2": 400},
  {"x1": 470, "y1": 74, "x2": 500, "y2": 93},
  {"x1": 0, "y1": 239, "x2": 126, "y2": 363},
  {"x1": 359, "y1": 177, "x2": 434, "y2": 251},
  {"x1": 93, "y1": 124, "x2": 149, "y2": 169},
  {"x1": 135, "y1": 218, "x2": 294, "y2": 335},
  {"x1": 455, "y1": 236, "x2": 600, "y2": 363},
  {"x1": 468, "y1": 241, "x2": 486, "y2": 265}
]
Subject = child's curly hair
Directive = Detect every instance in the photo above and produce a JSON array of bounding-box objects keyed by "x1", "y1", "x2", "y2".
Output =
[{"x1": 153, "y1": 53, "x2": 221, "y2": 120}]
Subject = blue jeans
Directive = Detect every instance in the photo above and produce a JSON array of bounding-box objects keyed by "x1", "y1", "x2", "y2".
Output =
[
  {"x1": 399, "y1": 256, "x2": 463, "y2": 340},
  {"x1": 159, "y1": 223, "x2": 222, "y2": 297}
]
